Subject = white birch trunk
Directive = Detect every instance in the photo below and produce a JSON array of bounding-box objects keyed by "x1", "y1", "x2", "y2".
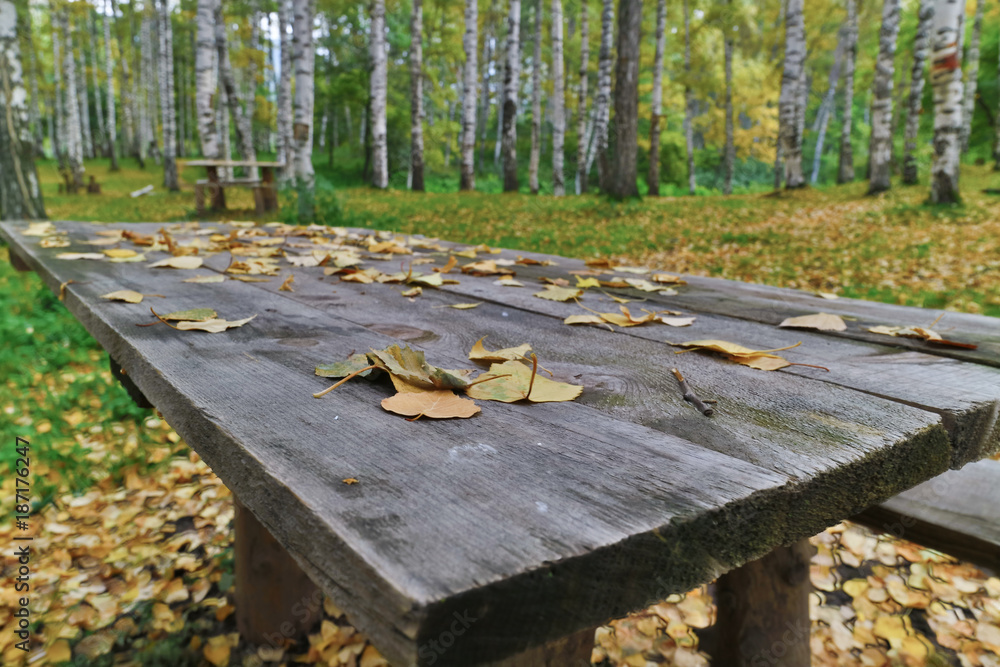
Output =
[
  {"x1": 195, "y1": 0, "x2": 219, "y2": 162},
  {"x1": 647, "y1": 0, "x2": 665, "y2": 196},
  {"x1": 89, "y1": 14, "x2": 105, "y2": 150},
  {"x1": 837, "y1": 0, "x2": 856, "y2": 183},
  {"x1": 778, "y1": 0, "x2": 806, "y2": 188},
  {"x1": 141, "y1": 12, "x2": 158, "y2": 164},
  {"x1": 159, "y1": 0, "x2": 178, "y2": 190},
  {"x1": 0, "y1": 0, "x2": 45, "y2": 219},
  {"x1": 501, "y1": 0, "x2": 521, "y2": 192},
  {"x1": 478, "y1": 20, "x2": 493, "y2": 169},
  {"x1": 410, "y1": 0, "x2": 425, "y2": 190},
  {"x1": 292, "y1": 0, "x2": 315, "y2": 220},
  {"x1": 103, "y1": 0, "x2": 119, "y2": 169},
  {"x1": 810, "y1": 27, "x2": 845, "y2": 184},
  {"x1": 214, "y1": 0, "x2": 257, "y2": 177},
  {"x1": 590, "y1": 0, "x2": 612, "y2": 189},
  {"x1": 724, "y1": 12, "x2": 734, "y2": 194},
  {"x1": 51, "y1": 9, "x2": 65, "y2": 167},
  {"x1": 528, "y1": 0, "x2": 542, "y2": 193},
  {"x1": 76, "y1": 20, "x2": 94, "y2": 160},
  {"x1": 277, "y1": 0, "x2": 293, "y2": 181},
  {"x1": 959, "y1": 0, "x2": 982, "y2": 152},
  {"x1": 867, "y1": 0, "x2": 900, "y2": 194},
  {"x1": 573, "y1": 0, "x2": 589, "y2": 194},
  {"x1": 218, "y1": 79, "x2": 231, "y2": 178},
  {"x1": 995, "y1": 32, "x2": 1000, "y2": 169},
  {"x1": 929, "y1": 0, "x2": 964, "y2": 203},
  {"x1": 902, "y1": 0, "x2": 933, "y2": 184},
  {"x1": 551, "y1": 0, "x2": 565, "y2": 196},
  {"x1": 459, "y1": 0, "x2": 477, "y2": 191},
  {"x1": 62, "y1": 12, "x2": 85, "y2": 187},
  {"x1": 683, "y1": 0, "x2": 695, "y2": 193},
  {"x1": 370, "y1": 0, "x2": 388, "y2": 188}
]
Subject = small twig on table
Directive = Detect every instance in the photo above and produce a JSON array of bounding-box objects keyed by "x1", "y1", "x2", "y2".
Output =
[{"x1": 671, "y1": 368, "x2": 714, "y2": 416}]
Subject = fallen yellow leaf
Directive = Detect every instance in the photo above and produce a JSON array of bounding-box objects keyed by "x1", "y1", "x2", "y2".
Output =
[
  {"x1": 533, "y1": 286, "x2": 583, "y2": 302},
  {"x1": 381, "y1": 390, "x2": 481, "y2": 419},
  {"x1": 779, "y1": 312, "x2": 847, "y2": 331},
  {"x1": 100, "y1": 289, "x2": 145, "y2": 304},
  {"x1": 469, "y1": 337, "x2": 532, "y2": 362},
  {"x1": 149, "y1": 255, "x2": 203, "y2": 269},
  {"x1": 466, "y1": 361, "x2": 583, "y2": 403}
]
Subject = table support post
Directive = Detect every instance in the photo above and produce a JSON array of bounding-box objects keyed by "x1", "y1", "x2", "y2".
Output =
[
  {"x1": 234, "y1": 497, "x2": 322, "y2": 647},
  {"x1": 109, "y1": 356, "x2": 154, "y2": 409},
  {"x1": 207, "y1": 165, "x2": 226, "y2": 211},
  {"x1": 484, "y1": 625, "x2": 596, "y2": 667},
  {"x1": 711, "y1": 538, "x2": 813, "y2": 667},
  {"x1": 8, "y1": 247, "x2": 30, "y2": 272}
]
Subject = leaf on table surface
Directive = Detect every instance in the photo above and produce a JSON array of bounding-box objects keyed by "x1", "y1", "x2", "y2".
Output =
[
  {"x1": 658, "y1": 288, "x2": 679, "y2": 296},
  {"x1": 540, "y1": 276, "x2": 571, "y2": 287},
  {"x1": 149, "y1": 255, "x2": 203, "y2": 269},
  {"x1": 599, "y1": 278, "x2": 630, "y2": 288},
  {"x1": 534, "y1": 286, "x2": 583, "y2": 302},
  {"x1": 659, "y1": 316, "x2": 696, "y2": 327},
  {"x1": 597, "y1": 306, "x2": 660, "y2": 327},
  {"x1": 174, "y1": 315, "x2": 257, "y2": 333},
  {"x1": 472, "y1": 243, "x2": 502, "y2": 254},
  {"x1": 226, "y1": 258, "x2": 280, "y2": 275},
  {"x1": 564, "y1": 314, "x2": 608, "y2": 326},
  {"x1": 816, "y1": 291, "x2": 840, "y2": 299},
  {"x1": 316, "y1": 353, "x2": 375, "y2": 379},
  {"x1": 585, "y1": 258, "x2": 613, "y2": 268},
  {"x1": 469, "y1": 337, "x2": 532, "y2": 362},
  {"x1": 623, "y1": 278, "x2": 662, "y2": 292},
  {"x1": 343, "y1": 478, "x2": 359, "y2": 485},
  {"x1": 229, "y1": 275, "x2": 271, "y2": 282},
  {"x1": 672, "y1": 339, "x2": 804, "y2": 371},
  {"x1": 183, "y1": 274, "x2": 225, "y2": 283},
  {"x1": 401, "y1": 286, "x2": 423, "y2": 297},
  {"x1": 284, "y1": 253, "x2": 323, "y2": 267},
  {"x1": 516, "y1": 256, "x2": 556, "y2": 266},
  {"x1": 381, "y1": 390, "x2": 481, "y2": 419},
  {"x1": 779, "y1": 312, "x2": 847, "y2": 331},
  {"x1": 452, "y1": 247, "x2": 478, "y2": 258},
  {"x1": 575, "y1": 276, "x2": 601, "y2": 289},
  {"x1": 433, "y1": 256, "x2": 458, "y2": 273},
  {"x1": 651, "y1": 273, "x2": 686, "y2": 284},
  {"x1": 445, "y1": 302, "x2": 482, "y2": 309},
  {"x1": 340, "y1": 269, "x2": 378, "y2": 284},
  {"x1": 39, "y1": 235, "x2": 71, "y2": 248},
  {"x1": 461, "y1": 259, "x2": 514, "y2": 276},
  {"x1": 107, "y1": 252, "x2": 147, "y2": 263},
  {"x1": 57, "y1": 252, "x2": 106, "y2": 261},
  {"x1": 279, "y1": 274, "x2": 295, "y2": 292},
  {"x1": 103, "y1": 248, "x2": 139, "y2": 259},
  {"x1": 162, "y1": 308, "x2": 218, "y2": 322},
  {"x1": 100, "y1": 290, "x2": 145, "y2": 304},
  {"x1": 23, "y1": 221, "x2": 56, "y2": 236},
  {"x1": 615, "y1": 266, "x2": 649, "y2": 274},
  {"x1": 367, "y1": 239, "x2": 412, "y2": 254},
  {"x1": 368, "y1": 344, "x2": 474, "y2": 391},
  {"x1": 466, "y1": 360, "x2": 583, "y2": 403},
  {"x1": 409, "y1": 272, "x2": 446, "y2": 288},
  {"x1": 867, "y1": 325, "x2": 979, "y2": 349},
  {"x1": 495, "y1": 277, "x2": 524, "y2": 287}
]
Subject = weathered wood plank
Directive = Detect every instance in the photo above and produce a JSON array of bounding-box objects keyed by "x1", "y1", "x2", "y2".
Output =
[
  {"x1": 3, "y1": 220, "x2": 811, "y2": 665},
  {"x1": 853, "y1": 458, "x2": 1000, "y2": 572}
]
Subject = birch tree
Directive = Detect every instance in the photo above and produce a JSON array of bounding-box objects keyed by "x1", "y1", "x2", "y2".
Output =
[
  {"x1": 683, "y1": 0, "x2": 695, "y2": 193},
  {"x1": 867, "y1": 0, "x2": 900, "y2": 194},
  {"x1": 103, "y1": 0, "x2": 118, "y2": 170},
  {"x1": 528, "y1": 0, "x2": 542, "y2": 193},
  {"x1": 929, "y1": 0, "x2": 964, "y2": 204},
  {"x1": 159, "y1": 0, "x2": 178, "y2": 190},
  {"x1": 574, "y1": 0, "x2": 588, "y2": 194},
  {"x1": 88, "y1": 14, "x2": 105, "y2": 152},
  {"x1": 0, "y1": 0, "x2": 45, "y2": 219},
  {"x1": 810, "y1": 27, "x2": 844, "y2": 184},
  {"x1": 195, "y1": 0, "x2": 219, "y2": 163},
  {"x1": 501, "y1": 0, "x2": 521, "y2": 192},
  {"x1": 590, "y1": 0, "x2": 612, "y2": 190},
  {"x1": 723, "y1": 8, "x2": 734, "y2": 194},
  {"x1": 995, "y1": 45, "x2": 1000, "y2": 170},
  {"x1": 370, "y1": 0, "x2": 388, "y2": 188},
  {"x1": 75, "y1": 19, "x2": 93, "y2": 160},
  {"x1": 608, "y1": 0, "x2": 639, "y2": 198},
  {"x1": 778, "y1": 0, "x2": 806, "y2": 188},
  {"x1": 62, "y1": 11, "x2": 84, "y2": 188},
  {"x1": 902, "y1": 0, "x2": 933, "y2": 185},
  {"x1": 959, "y1": 0, "x2": 982, "y2": 153},
  {"x1": 551, "y1": 0, "x2": 565, "y2": 196},
  {"x1": 214, "y1": 0, "x2": 257, "y2": 175},
  {"x1": 292, "y1": 0, "x2": 315, "y2": 220},
  {"x1": 647, "y1": 0, "x2": 666, "y2": 196},
  {"x1": 410, "y1": 0, "x2": 424, "y2": 191},
  {"x1": 51, "y1": 8, "x2": 65, "y2": 168},
  {"x1": 837, "y1": 0, "x2": 856, "y2": 183},
  {"x1": 277, "y1": 0, "x2": 293, "y2": 181},
  {"x1": 459, "y1": 0, "x2": 477, "y2": 191}
]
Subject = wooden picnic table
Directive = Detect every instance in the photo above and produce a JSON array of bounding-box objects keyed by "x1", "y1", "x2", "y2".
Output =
[
  {"x1": 3, "y1": 219, "x2": 999, "y2": 666},
  {"x1": 181, "y1": 160, "x2": 285, "y2": 216}
]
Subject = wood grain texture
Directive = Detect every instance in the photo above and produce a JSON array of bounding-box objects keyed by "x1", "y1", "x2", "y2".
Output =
[
  {"x1": 0, "y1": 220, "x2": 981, "y2": 666},
  {"x1": 853, "y1": 458, "x2": 1000, "y2": 572}
]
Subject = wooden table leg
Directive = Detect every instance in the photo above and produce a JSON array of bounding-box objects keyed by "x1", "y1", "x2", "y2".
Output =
[
  {"x1": 207, "y1": 166, "x2": 226, "y2": 211},
  {"x1": 483, "y1": 625, "x2": 596, "y2": 667},
  {"x1": 8, "y1": 246, "x2": 31, "y2": 272},
  {"x1": 109, "y1": 356, "x2": 153, "y2": 409},
  {"x1": 712, "y1": 538, "x2": 814, "y2": 667},
  {"x1": 195, "y1": 183, "x2": 205, "y2": 217},
  {"x1": 262, "y1": 167, "x2": 278, "y2": 212},
  {"x1": 234, "y1": 498, "x2": 321, "y2": 648}
]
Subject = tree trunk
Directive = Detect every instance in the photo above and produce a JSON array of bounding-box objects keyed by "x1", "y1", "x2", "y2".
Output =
[
  {"x1": 959, "y1": 0, "x2": 982, "y2": 153},
  {"x1": 810, "y1": 26, "x2": 845, "y2": 184},
  {"x1": 995, "y1": 33, "x2": 1000, "y2": 170},
  {"x1": 214, "y1": 0, "x2": 257, "y2": 178},
  {"x1": 459, "y1": 0, "x2": 477, "y2": 191},
  {"x1": 0, "y1": 0, "x2": 45, "y2": 219},
  {"x1": 494, "y1": 32, "x2": 504, "y2": 168},
  {"x1": 867, "y1": 0, "x2": 900, "y2": 194},
  {"x1": 89, "y1": 13, "x2": 106, "y2": 153},
  {"x1": 103, "y1": 0, "x2": 119, "y2": 170},
  {"x1": 370, "y1": 0, "x2": 388, "y2": 188},
  {"x1": 277, "y1": 0, "x2": 293, "y2": 182},
  {"x1": 551, "y1": 0, "x2": 565, "y2": 196},
  {"x1": 76, "y1": 18, "x2": 94, "y2": 160},
  {"x1": 410, "y1": 0, "x2": 425, "y2": 191},
  {"x1": 573, "y1": 0, "x2": 589, "y2": 194},
  {"x1": 141, "y1": 11, "x2": 158, "y2": 164},
  {"x1": 778, "y1": 0, "x2": 806, "y2": 188},
  {"x1": 647, "y1": 0, "x2": 665, "y2": 196},
  {"x1": 51, "y1": 6, "x2": 65, "y2": 169},
  {"x1": 195, "y1": 0, "x2": 219, "y2": 163},
  {"x1": 529, "y1": 0, "x2": 542, "y2": 193},
  {"x1": 22, "y1": 13, "x2": 43, "y2": 157},
  {"x1": 723, "y1": 8, "x2": 734, "y2": 195},
  {"x1": 902, "y1": 0, "x2": 933, "y2": 185},
  {"x1": 478, "y1": 7, "x2": 493, "y2": 172},
  {"x1": 837, "y1": 0, "x2": 856, "y2": 183},
  {"x1": 929, "y1": 0, "x2": 964, "y2": 204},
  {"x1": 608, "y1": 0, "x2": 640, "y2": 198},
  {"x1": 683, "y1": 0, "x2": 695, "y2": 194},
  {"x1": 62, "y1": 11, "x2": 85, "y2": 188},
  {"x1": 292, "y1": 0, "x2": 315, "y2": 220},
  {"x1": 159, "y1": 0, "x2": 178, "y2": 190},
  {"x1": 592, "y1": 0, "x2": 613, "y2": 190},
  {"x1": 501, "y1": 0, "x2": 521, "y2": 191}
]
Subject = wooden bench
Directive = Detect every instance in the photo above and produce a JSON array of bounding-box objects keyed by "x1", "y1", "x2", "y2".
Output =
[
  {"x1": 3, "y1": 220, "x2": 998, "y2": 666},
  {"x1": 184, "y1": 159, "x2": 283, "y2": 216}
]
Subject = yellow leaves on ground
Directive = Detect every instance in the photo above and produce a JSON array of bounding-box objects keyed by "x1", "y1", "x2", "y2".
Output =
[
  {"x1": 203, "y1": 634, "x2": 239, "y2": 666},
  {"x1": 149, "y1": 255, "x2": 203, "y2": 269},
  {"x1": 465, "y1": 361, "x2": 583, "y2": 403},
  {"x1": 100, "y1": 289, "x2": 145, "y2": 304},
  {"x1": 673, "y1": 339, "x2": 803, "y2": 371},
  {"x1": 469, "y1": 337, "x2": 532, "y2": 362},
  {"x1": 779, "y1": 312, "x2": 848, "y2": 331},
  {"x1": 381, "y1": 390, "x2": 481, "y2": 419},
  {"x1": 534, "y1": 286, "x2": 583, "y2": 301}
]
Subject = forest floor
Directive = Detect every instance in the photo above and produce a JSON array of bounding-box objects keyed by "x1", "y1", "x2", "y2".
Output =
[{"x1": 2, "y1": 159, "x2": 1000, "y2": 666}]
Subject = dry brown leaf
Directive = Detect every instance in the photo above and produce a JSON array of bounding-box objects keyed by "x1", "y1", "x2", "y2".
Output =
[
  {"x1": 461, "y1": 259, "x2": 514, "y2": 276},
  {"x1": 672, "y1": 340, "x2": 803, "y2": 371},
  {"x1": 779, "y1": 312, "x2": 847, "y2": 331},
  {"x1": 659, "y1": 316, "x2": 696, "y2": 327},
  {"x1": 564, "y1": 314, "x2": 607, "y2": 326},
  {"x1": 434, "y1": 256, "x2": 458, "y2": 273},
  {"x1": 441, "y1": 302, "x2": 481, "y2": 309},
  {"x1": 203, "y1": 636, "x2": 232, "y2": 667},
  {"x1": 279, "y1": 274, "x2": 295, "y2": 292},
  {"x1": 57, "y1": 252, "x2": 106, "y2": 261},
  {"x1": 183, "y1": 274, "x2": 225, "y2": 283},
  {"x1": 534, "y1": 286, "x2": 583, "y2": 301},
  {"x1": 469, "y1": 337, "x2": 532, "y2": 362},
  {"x1": 465, "y1": 360, "x2": 583, "y2": 403},
  {"x1": 575, "y1": 276, "x2": 601, "y2": 289},
  {"x1": 149, "y1": 255, "x2": 203, "y2": 269},
  {"x1": 867, "y1": 325, "x2": 978, "y2": 349},
  {"x1": 100, "y1": 289, "x2": 145, "y2": 304},
  {"x1": 174, "y1": 315, "x2": 257, "y2": 333},
  {"x1": 651, "y1": 273, "x2": 687, "y2": 284},
  {"x1": 103, "y1": 248, "x2": 139, "y2": 259},
  {"x1": 381, "y1": 390, "x2": 481, "y2": 419},
  {"x1": 494, "y1": 277, "x2": 524, "y2": 287},
  {"x1": 401, "y1": 286, "x2": 423, "y2": 297}
]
